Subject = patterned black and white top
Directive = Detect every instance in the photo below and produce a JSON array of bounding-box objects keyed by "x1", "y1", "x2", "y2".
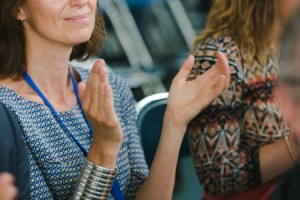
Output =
[{"x1": 0, "y1": 67, "x2": 149, "y2": 199}]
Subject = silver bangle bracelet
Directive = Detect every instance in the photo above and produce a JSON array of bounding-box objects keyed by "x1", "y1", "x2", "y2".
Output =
[
  {"x1": 81, "y1": 171, "x2": 115, "y2": 184},
  {"x1": 86, "y1": 159, "x2": 118, "y2": 176},
  {"x1": 78, "y1": 180, "x2": 112, "y2": 193},
  {"x1": 72, "y1": 158, "x2": 117, "y2": 200},
  {"x1": 83, "y1": 167, "x2": 116, "y2": 181},
  {"x1": 76, "y1": 182, "x2": 109, "y2": 196},
  {"x1": 77, "y1": 184, "x2": 111, "y2": 196}
]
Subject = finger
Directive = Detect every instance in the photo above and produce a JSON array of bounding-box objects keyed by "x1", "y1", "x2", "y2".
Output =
[
  {"x1": 0, "y1": 173, "x2": 14, "y2": 185},
  {"x1": 176, "y1": 55, "x2": 195, "y2": 80},
  {"x1": 212, "y1": 75, "x2": 227, "y2": 97},
  {"x1": 83, "y1": 65, "x2": 96, "y2": 110},
  {"x1": 103, "y1": 84, "x2": 116, "y2": 120},
  {"x1": 216, "y1": 51, "x2": 231, "y2": 86},
  {"x1": 3, "y1": 185, "x2": 18, "y2": 200},
  {"x1": 201, "y1": 51, "x2": 230, "y2": 86},
  {"x1": 215, "y1": 51, "x2": 229, "y2": 73},
  {"x1": 98, "y1": 60, "x2": 108, "y2": 84},
  {"x1": 88, "y1": 66, "x2": 101, "y2": 118},
  {"x1": 78, "y1": 82, "x2": 86, "y2": 101},
  {"x1": 96, "y1": 67, "x2": 108, "y2": 118},
  {"x1": 87, "y1": 60, "x2": 105, "y2": 113}
]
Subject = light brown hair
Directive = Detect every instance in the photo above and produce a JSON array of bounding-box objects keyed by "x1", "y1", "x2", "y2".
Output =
[
  {"x1": 194, "y1": 0, "x2": 282, "y2": 65},
  {"x1": 0, "y1": 0, "x2": 106, "y2": 80}
]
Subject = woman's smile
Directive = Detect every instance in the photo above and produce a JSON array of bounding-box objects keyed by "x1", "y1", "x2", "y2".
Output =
[{"x1": 64, "y1": 13, "x2": 90, "y2": 24}]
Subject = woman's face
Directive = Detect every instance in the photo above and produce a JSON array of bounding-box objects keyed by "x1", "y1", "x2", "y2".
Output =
[
  {"x1": 280, "y1": 0, "x2": 300, "y2": 23},
  {"x1": 19, "y1": 0, "x2": 97, "y2": 47}
]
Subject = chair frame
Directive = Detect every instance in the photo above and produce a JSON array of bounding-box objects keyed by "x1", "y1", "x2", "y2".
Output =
[
  {"x1": 136, "y1": 92, "x2": 169, "y2": 138},
  {"x1": 136, "y1": 93, "x2": 168, "y2": 114}
]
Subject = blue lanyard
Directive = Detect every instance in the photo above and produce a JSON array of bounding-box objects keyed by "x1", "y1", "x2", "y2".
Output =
[{"x1": 22, "y1": 69, "x2": 124, "y2": 200}]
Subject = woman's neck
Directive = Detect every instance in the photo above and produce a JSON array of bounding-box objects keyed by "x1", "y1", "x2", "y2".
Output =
[
  {"x1": 25, "y1": 30, "x2": 74, "y2": 101},
  {"x1": 26, "y1": 52, "x2": 71, "y2": 96},
  {"x1": 19, "y1": 28, "x2": 79, "y2": 111}
]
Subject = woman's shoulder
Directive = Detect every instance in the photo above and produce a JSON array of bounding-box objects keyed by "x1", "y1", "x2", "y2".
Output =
[
  {"x1": 0, "y1": 85, "x2": 23, "y2": 108},
  {"x1": 193, "y1": 35, "x2": 242, "y2": 69},
  {"x1": 0, "y1": 102, "x2": 12, "y2": 121},
  {"x1": 195, "y1": 35, "x2": 240, "y2": 56}
]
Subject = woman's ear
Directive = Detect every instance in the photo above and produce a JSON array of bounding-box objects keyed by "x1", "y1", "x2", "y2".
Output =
[{"x1": 16, "y1": 7, "x2": 26, "y2": 21}]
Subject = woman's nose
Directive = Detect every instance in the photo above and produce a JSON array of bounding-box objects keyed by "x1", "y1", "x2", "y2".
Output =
[{"x1": 70, "y1": 0, "x2": 87, "y2": 8}]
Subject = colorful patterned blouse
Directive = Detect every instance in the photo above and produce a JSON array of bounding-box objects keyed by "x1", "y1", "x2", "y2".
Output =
[
  {"x1": 188, "y1": 36, "x2": 290, "y2": 195},
  {"x1": 0, "y1": 67, "x2": 149, "y2": 199}
]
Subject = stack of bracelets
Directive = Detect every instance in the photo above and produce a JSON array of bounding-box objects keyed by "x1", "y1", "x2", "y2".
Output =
[{"x1": 73, "y1": 159, "x2": 117, "y2": 199}]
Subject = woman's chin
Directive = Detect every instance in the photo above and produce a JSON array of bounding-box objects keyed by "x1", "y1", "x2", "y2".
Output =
[{"x1": 69, "y1": 35, "x2": 92, "y2": 46}]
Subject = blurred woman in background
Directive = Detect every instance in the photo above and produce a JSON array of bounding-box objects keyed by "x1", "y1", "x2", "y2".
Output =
[
  {"x1": 272, "y1": 7, "x2": 300, "y2": 200},
  {"x1": 188, "y1": 0, "x2": 300, "y2": 199}
]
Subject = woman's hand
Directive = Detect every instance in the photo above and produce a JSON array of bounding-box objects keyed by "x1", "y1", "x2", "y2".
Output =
[
  {"x1": 135, "y1": 53, "x2": 230, "y2": 200},
  {"x1": 78, "y1": 60, "x2": 123, "y2": 169},
  {"x1": 0, "y1": 173, "x2": 17, "y2": 200},
  {"x1": 166, "y1": 52, "x2": 230, "y2": 132}
]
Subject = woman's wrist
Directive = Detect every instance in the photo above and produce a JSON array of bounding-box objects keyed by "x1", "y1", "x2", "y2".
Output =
[
  {"x1": 88, "y1": 142, "x2": 121, "y2": 170},
  {"x1": 163, "y1": 108, "x2": 188, "y2": 135}
]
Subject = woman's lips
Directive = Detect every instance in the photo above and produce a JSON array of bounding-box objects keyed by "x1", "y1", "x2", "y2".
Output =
[{"x1": 65, "y1": 14, "x2": 89, "y2": 23}]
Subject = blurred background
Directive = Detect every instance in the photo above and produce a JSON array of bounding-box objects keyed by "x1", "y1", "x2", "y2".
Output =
[{"x1": 73, "y1": 0, "x2": 213, "y2": 199}]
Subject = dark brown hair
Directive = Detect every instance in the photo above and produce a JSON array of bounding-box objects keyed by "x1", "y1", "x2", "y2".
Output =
[{"x1": 0, "y1": 1, "x2": 106, "y2": 80}]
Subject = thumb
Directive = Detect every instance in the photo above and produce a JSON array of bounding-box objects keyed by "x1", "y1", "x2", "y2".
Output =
[
  {"x1": 214, "y1": 75, "x2": 227, "y2": 96},
  {"x1": 215, "y1": 51, "x2": 230, "y2": 75},
  {"x1": 176, "y1": 55, "x2": 195, "y2": 80},
  {"x1": 78, "y1": 82, "x2": 86, "y2": 101}
]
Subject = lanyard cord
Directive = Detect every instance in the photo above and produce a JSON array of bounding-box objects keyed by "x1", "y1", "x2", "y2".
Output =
[{"x1": 22, "y1": 69, "x2": 124, "y2": 200}]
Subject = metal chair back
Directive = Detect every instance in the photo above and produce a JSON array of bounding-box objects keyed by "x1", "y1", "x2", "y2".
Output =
[{"x1": 136, "y1": 93, "x2": 190, "y2": 167}]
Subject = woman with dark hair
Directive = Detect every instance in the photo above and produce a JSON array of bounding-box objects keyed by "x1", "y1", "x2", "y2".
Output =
[
  {"x1": 188, "y1": 0, "x2": 300, "y2": 199},
  {"x1": 0, "y1": 0, "x2": 230, "y2": 199}
]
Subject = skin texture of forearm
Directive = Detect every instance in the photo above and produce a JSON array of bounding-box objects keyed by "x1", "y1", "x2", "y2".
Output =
[
  {"x1": 135, "y1": 112, "x2": 186, "y2": 200},
  {"x1": 87, "y1": 143, "x2": 120, "y2": 170},
  {"x1": 260, "y1": 138, "x2": 296, "y2": 183}
]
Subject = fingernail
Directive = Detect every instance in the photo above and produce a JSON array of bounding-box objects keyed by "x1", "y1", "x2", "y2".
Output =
[{"x1": 99, "y1": 59, "x2": 106, "y2": 66}]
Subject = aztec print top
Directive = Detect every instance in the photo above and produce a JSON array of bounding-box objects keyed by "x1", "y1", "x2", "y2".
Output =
[
  {"x1": 188, "y1": 36, "x2": 290, "y2": 195},
  {"x1": 0, "y1": 67, "x2": 149, "y2": 200}
]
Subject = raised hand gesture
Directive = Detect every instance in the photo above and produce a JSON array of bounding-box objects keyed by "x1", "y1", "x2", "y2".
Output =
[
  {"x1": 166, "y1": 52, "x2": 231, "y2": 132},
  {"x1": 78, "y1": 60, "x2": 123, "y2": 169}
]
